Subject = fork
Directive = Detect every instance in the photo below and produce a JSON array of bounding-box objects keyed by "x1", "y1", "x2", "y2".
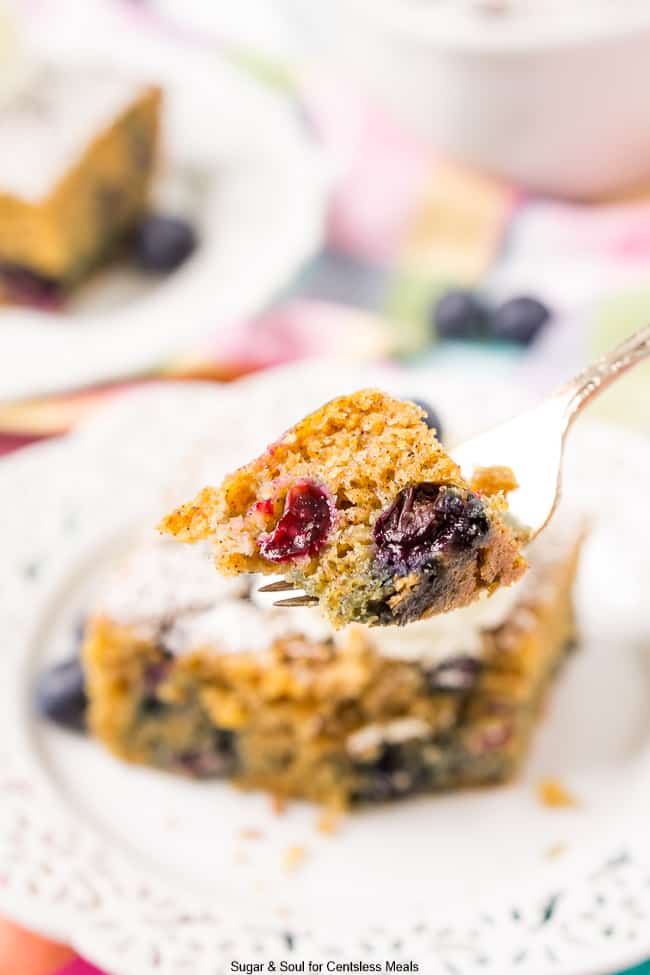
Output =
[{"x1": 261, "y1": 324, "x2": 650, "y2": 606}]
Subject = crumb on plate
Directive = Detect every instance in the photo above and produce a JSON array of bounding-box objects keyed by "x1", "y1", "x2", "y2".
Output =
[
  {"x1": 538, "y1": 778, "x2": 579, "y2": 808},
  {"x1": 545, "y1": 842, "x2": 568, "y2": 860},
  {"x1": 240, "y1": 828, "x2": 264, "y2": 841},
  {"x1": 317, "y1": 807, "x2": 343, "y2": 836},
  {"x1": 272, "y1": 795, "x2": 288, "y2": 816},
  {"x1": 283, "y1": 845, "x2": 307, "y2": 871}
]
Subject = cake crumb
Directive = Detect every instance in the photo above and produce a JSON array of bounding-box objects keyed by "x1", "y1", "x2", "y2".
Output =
[
  {"x1": 538, "y1": 778, "x2": 579, "y2": 808},
  {"x1": 545, "y1": 842, "x2": 568, "y2": 860},
  {"x1": 317, "y1": 807, "x2": 343, "y2": 836},
  {"x1": 271, "y1": 795, "x2": 287, "y2": 816},
  {"x1": 471, "y1": 465, "x2": 519, "y2": 497},
  {"x1": 240, "y1": 828, "x2": 264, "y2": 840},
  {"x1": 283, "y1": 845, "x2": 307, "y2": 871}
]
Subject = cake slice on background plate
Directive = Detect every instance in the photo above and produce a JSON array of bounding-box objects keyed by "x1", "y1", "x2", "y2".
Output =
[
  {"x1": 0, "y1": 62, "x2": 160, "y2": 305},
  {"x1": 74, "y1": 516, "x2": 582, "y2": 808}
]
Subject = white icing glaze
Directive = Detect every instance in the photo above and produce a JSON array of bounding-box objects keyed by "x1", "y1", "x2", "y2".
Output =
[
  {"x1": 346, "y1": 718, "x2": 431, "y2": 758},
  {"x1": 164, "y1": 601, "x2": 284, "y2": 657},
  {"x1": 0, "y1": 64, "x2": 152, "y2": 201},
  {"x1": 163, "y1": 598, "x2": 335, "y2": 657},
  {"x1": 97, "y1": 537, "x2": 248, "y2": 626},
  {"x1": 368, "y1": 582, "x2": 523, "y2": 664},
  {"x1": 0, "y1": 6, "x2": 35, "y2": 109}
]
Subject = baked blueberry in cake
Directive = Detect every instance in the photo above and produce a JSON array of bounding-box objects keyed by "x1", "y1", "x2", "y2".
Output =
[{"x1": 160, "y1": 390, "x2": 528, "y2": 628}]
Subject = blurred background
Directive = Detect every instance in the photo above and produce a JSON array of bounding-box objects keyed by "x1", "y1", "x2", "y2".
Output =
[
  {"x1": 2, "y1": 1, "x2": 650, "y2": 973},
  {"x1": 3, "y1": 0, "x2": 650, "y2": 440}
]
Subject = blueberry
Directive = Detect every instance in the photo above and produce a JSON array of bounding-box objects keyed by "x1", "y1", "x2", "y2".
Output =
[
  {"x1": 142, "y1": 653, "x2": 173, "y2": 694},
  {"x1": 177, "y1": 730, "x2": 237, "y2": 778},
  {"x1": 468, "y1": 719, "x2": 513, "y2": 754},
  {"x1": 258, "y1": 480, "x2": 335, "y2": 563},
  {"x1": 133, "y1": 215, "x2": 197, "y2": 272},
  {"x1": 433, "y1": 289, "x2": 488, "y2": 340},
  {"x1": 354, "y1": 744, "x2": 424, "y2": 802},
  {"x1": 374, "y1": 484, "x2": 490, "y2": 574},
  {"x1": 410, "y1": 399, "x2": 444, "y2": 442},
  {"x1": 35, "y1": 657, "x2": 87, "y2": 732},
  {"x1": 434, "y1": 490, "x2": 490, "y2": 549},
  {"x1": 489, "y1": 295, "x2": 551, "y2": 345},
  {"x1": 0, "y1": 263, "x2": 63, "y2": 310}
]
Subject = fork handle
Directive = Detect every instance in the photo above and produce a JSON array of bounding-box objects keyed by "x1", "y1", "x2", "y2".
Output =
[{"x1": 557, "y1": 322, "x2": 650, "y2": 423}]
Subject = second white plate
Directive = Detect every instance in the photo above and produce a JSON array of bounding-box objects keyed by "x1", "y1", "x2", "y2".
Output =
[{"x1": 0, "y1": 4, "x2": 326, "y2": 400}]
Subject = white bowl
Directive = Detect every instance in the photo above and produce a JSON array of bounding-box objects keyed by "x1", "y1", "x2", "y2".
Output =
[{"x1": 298, "y1": 0, "x2": 650, "y2": 199}]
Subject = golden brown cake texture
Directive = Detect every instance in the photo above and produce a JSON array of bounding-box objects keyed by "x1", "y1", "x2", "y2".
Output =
[
  {"x1": 0, "y1": 65, "x2": 160, "y2": 300},
  {"x1": 82, "y1": 520, "x2": 583, "y2": 808},
  {"x1": 161, "y1": 390, "x2": 528, "y2": 627}
]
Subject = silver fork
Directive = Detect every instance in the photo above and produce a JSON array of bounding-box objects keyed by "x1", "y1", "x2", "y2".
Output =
[{"x1": 261, "y1": 324, "x2": 650, "y2": 606}]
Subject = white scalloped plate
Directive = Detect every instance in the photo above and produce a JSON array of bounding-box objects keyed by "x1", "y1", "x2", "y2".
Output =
[
  {"x1": 2, "y1": 362, "x2": 650, "y2": 975},
  {"x1": 0, "y1": 3, "x2": 326, "y2": 399}
]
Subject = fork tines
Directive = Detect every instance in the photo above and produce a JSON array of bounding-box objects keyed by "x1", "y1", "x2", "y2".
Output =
[
  {"x1": 257, "y1": 578, "x2": 319, "y2": 608},
  {"x1": 273, "y1": 595, "x2": 319, "y2": 608},
  {"x1": 258, "y1": 580, "x2": 296, "y2": 593}
]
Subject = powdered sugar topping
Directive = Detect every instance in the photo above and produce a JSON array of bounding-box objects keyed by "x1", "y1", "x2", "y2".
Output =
[
  {"x1": 97, "y1": 537, "x2": 248, "y2": 628},
  {"x1": 0, "y1": 64, "x2": 154, "y2": 201}
]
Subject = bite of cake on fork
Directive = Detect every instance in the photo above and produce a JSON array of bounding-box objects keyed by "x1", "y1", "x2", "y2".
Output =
[{"x1": 160, "y1": 389, "x2": 528, "y2": 628}]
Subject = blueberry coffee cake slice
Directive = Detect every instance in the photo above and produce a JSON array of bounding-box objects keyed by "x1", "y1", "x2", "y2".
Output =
[
  {"x1": 0, "y1": 65, "x2": 160, "y2": 304},
  {"x1": 160, "y1": 390, "x2": 528, "y2": 628},
  {"x1": 60, "y1": 518, "x2": 582, "y2": 807}
]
